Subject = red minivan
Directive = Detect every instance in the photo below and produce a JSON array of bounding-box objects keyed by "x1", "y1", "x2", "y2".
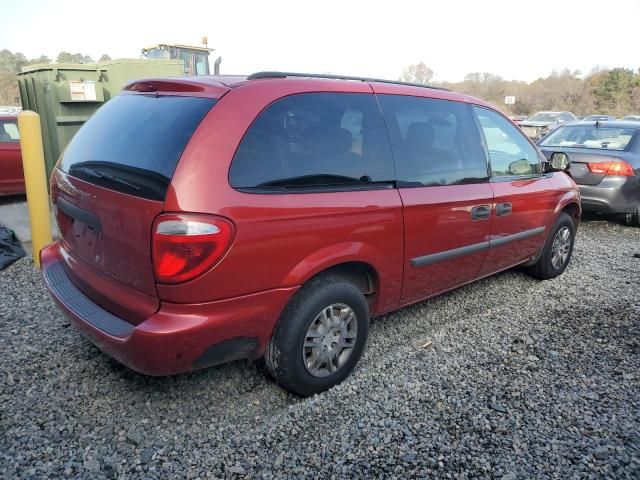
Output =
[{"x1": 41, "y1": 72, "x2": 580, "y2": 396}]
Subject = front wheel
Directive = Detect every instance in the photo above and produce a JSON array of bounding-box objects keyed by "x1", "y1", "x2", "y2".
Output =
[
  {"x1": 527, "y1": 212, "x2": 576, "y2": 280},
  {"x1": 265, "y1": 275, "x2": 370, "y2": 397}
]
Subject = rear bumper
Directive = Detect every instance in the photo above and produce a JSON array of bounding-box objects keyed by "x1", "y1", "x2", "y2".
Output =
[
  {"x1": 41, "y1": 243, "x2": 298, "y2": 376},
  {"x1": 579, "y1": 176, "x2": 640, "y2": 214}
]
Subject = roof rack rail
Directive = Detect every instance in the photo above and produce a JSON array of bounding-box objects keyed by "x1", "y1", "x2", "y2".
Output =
[{"x1": 246, "y1": 71, "x2": 450, "y2": 91}]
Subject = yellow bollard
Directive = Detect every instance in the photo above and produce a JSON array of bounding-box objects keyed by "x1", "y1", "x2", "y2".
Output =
[{"x1": 17, "y1": 111, "x2": 53, "y2": 267}]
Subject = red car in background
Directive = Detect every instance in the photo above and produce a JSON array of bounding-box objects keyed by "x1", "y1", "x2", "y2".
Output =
[{"x1": 0, "y1": 115, "x2": 24, "y2": 195}]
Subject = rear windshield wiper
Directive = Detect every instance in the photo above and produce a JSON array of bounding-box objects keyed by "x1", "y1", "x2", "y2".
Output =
[
  {"x1": 74, "y1": 166, "x2": 141, "y2": 191},
  {"x1": 68, "y1": 161, "x2": 168, "y2": 200}
]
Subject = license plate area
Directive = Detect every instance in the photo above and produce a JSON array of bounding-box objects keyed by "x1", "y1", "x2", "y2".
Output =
[
  {"x1": 56, "y1": 198, "x2": 104, "y2": 264},
  {"x1": 71, "y1": 221, "x2": 100, "y2": 259}
]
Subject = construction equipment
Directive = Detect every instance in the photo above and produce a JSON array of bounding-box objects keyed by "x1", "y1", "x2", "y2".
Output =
[{"x1": 141, "y1": 43, "x2": 221, "y2": 76}]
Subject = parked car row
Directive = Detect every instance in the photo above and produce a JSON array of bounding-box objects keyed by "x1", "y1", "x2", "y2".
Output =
[{"x1": 511, "y1": 112, "x2": 640, "y2": 141}]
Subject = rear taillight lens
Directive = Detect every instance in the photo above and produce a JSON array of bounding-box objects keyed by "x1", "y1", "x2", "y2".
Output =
[
  {"x1": 152, "y1": 214, "x2": 234, "y2": 284},
  {"x1": 588, "y1": 160, "x2": 635, "y2": 176}
]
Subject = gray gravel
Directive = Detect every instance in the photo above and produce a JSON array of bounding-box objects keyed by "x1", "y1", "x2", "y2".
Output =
[{"x1": 1, "y1": 219, "x2": 639, "y2": 479}]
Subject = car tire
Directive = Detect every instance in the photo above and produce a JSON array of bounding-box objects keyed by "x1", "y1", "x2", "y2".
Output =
[
  {"x1": 621, "y1": 206, "x2": 640, "y2": 227},
  {"x1": 527, "y1": 212, "x2": 576, "y2": 280},
  {"x1": 265, "y1": 274, "x2": 370, "y2": 397}
]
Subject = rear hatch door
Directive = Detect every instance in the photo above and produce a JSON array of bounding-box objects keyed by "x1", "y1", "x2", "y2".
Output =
[{"x1": 52, "y1": 93, "x2": 216, "y2": 319}]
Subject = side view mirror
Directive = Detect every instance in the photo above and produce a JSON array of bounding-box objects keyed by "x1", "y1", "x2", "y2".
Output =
[{"x1": 546, "y1": 152, "x2": 571, "y2": 172}]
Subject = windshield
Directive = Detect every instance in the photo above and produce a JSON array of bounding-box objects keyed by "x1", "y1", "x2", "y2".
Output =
[
  {"x1": 583, "y1": 115, "x2": 611, "y2": 121},
  {"x1": 540, "y1": 125, "x2": 637, "y2": 151},
  {"x1": 528, "y1": 113, "x2": 557, "y2": 122}
]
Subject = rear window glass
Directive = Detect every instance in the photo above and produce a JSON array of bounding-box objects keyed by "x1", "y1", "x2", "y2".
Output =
[
  {"x1": 59, "y1": 94, "x2": 215, "y2": 200},
  {"x1": 540, "y1": 125, "x2": 637, "y2": 151},
  {"x1": 0, "y1": 120, "x2": 19, "y2": 141},
  {"x1": 229, "y1": 93, "x2": 395, "y2": 191}
]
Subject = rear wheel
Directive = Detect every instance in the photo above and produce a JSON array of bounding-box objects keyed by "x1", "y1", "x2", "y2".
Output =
[
  {"x1": 527, "y1": 212, "x2": 576, "y2": 280},
  {"x1": 265, "y1": 275, "x2": 369, "y2": 397}
]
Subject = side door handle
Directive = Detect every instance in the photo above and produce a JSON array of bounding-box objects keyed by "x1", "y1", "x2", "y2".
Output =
[
  {"x1": 496, "y1": 202, "x2": 512, "y2": 216},
  {"x1": 470, "y1": 204, "x2": 491, "y2": 220}
]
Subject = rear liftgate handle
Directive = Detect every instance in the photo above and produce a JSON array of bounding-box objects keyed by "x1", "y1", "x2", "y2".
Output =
[
  {"x1": 470, "y1": 204, "x2": 491, "y2": 220},
  {"x1": 496, "y1": 202, "x2": 513, "y2": 216}
]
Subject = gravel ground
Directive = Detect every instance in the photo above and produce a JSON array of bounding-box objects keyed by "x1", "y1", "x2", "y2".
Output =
[{"x1": 1, "y1": 219, "x2": 639, "y2": 479}]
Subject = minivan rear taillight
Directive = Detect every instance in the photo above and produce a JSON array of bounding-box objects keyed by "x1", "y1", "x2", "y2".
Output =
[
  {"x1": 152, "y1": 214, "x2": 234, "y2": 284},
  {"x1": 588, "y1": 160, "x2": 635, "y2": 177}
]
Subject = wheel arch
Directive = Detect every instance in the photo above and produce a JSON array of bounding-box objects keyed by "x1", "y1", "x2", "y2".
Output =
[
  {"x1": 281, "y1": 242, "x2": 386, "y2": 314},
  {"x1": 560, "y1": 201, "x2": 581, "y2": 227}
]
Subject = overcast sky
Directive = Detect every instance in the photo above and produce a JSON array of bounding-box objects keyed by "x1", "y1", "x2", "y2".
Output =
[{"x1": 2, "y1": 0, "x2": 639, "y2": 83}]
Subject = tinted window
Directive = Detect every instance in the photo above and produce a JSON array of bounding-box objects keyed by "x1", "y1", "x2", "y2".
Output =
[
  {"x1": 60, "y1": 94, "x2": 215, "y2": 200},
  {"x1": 229, "y1": 93, "x2": 394, "y2": 190},
  {"x1": 0, "y1": 120, "x2": 19, "y2": 142},
  {"x1": 377, "y1": 95, "x2": 488, "y2": 186},
  {"x1": 474, "y1": 107, "x2": 541, "y2": 177}
]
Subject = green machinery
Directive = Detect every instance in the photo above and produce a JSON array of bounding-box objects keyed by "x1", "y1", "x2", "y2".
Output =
[{"x1": 142, "y1": 43, "x2": 221, "y2": 76}]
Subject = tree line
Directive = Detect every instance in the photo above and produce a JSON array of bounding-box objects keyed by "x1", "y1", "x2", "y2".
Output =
[
  {"x1": 400, "y1": 61, "x2": 640, "y2": 117},
  {"x1": 0, "y1": 49, "x2": 111, "y2": 105},
  {"x1": 2, "y1": 49, "x2": 640, "y2": 116}
]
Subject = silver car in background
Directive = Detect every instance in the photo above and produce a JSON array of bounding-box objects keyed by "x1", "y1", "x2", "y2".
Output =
[
  {"x1": 538, "y1": 121, "x2": 640, "y2": 226},
  {"x1": 519, "y1": 111, "x2": 577, "y2": 140}
]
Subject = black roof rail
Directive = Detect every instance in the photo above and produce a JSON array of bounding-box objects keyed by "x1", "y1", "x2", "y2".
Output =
[{"x1": 246, "y1": 71, "x2": 450, "y2": 91}]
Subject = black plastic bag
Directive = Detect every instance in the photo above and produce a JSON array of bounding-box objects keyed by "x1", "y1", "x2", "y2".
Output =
[{"x1": 0, "y1": 225, "x2": 26, "y2": 270}]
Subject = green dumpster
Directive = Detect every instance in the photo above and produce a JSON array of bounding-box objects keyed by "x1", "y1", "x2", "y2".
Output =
[{"x1": 17, "y1": 59, "x2": 183, "y2": 178}]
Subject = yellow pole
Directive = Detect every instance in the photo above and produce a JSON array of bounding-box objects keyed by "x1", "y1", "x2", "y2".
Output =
[{"x1": 17, "y1": 111, "x2": 52, "y2": 267}]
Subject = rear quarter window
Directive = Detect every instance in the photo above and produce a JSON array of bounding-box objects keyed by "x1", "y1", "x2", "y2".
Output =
[
  {"x1": 229, "y1": 93, "x2": 395, "y2": 191},
  {"x1": 59, "y1": 94, "x2": 215, "y2": 200}
]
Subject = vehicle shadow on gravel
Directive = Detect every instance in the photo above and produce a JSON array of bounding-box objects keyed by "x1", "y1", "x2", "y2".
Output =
[{"x1": 80, "y1": 343, "x2": 298, "y2": 417}]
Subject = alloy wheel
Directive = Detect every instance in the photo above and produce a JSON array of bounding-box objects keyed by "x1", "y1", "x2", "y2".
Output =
[
  {"x1": 302, "y1": 303, "x2": 358, "y2": 378},
  {"x1": 551, "y1": 226, "x2": 572, "y2": 270}
]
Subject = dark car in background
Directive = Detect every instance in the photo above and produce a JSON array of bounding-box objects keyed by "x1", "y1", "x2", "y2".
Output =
[
  {"x1": 519, "y1": 111, "x2": 577, "y2": 140},
  {"x1": 538, "y1": 121, "x2": 640, "y2": 226},
  {"x1": 582, "y1": 115, "x2": 617, "y2": 122},
  {"x1": 0, "y1": 115, "x2": 24, "y2": 196}
]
